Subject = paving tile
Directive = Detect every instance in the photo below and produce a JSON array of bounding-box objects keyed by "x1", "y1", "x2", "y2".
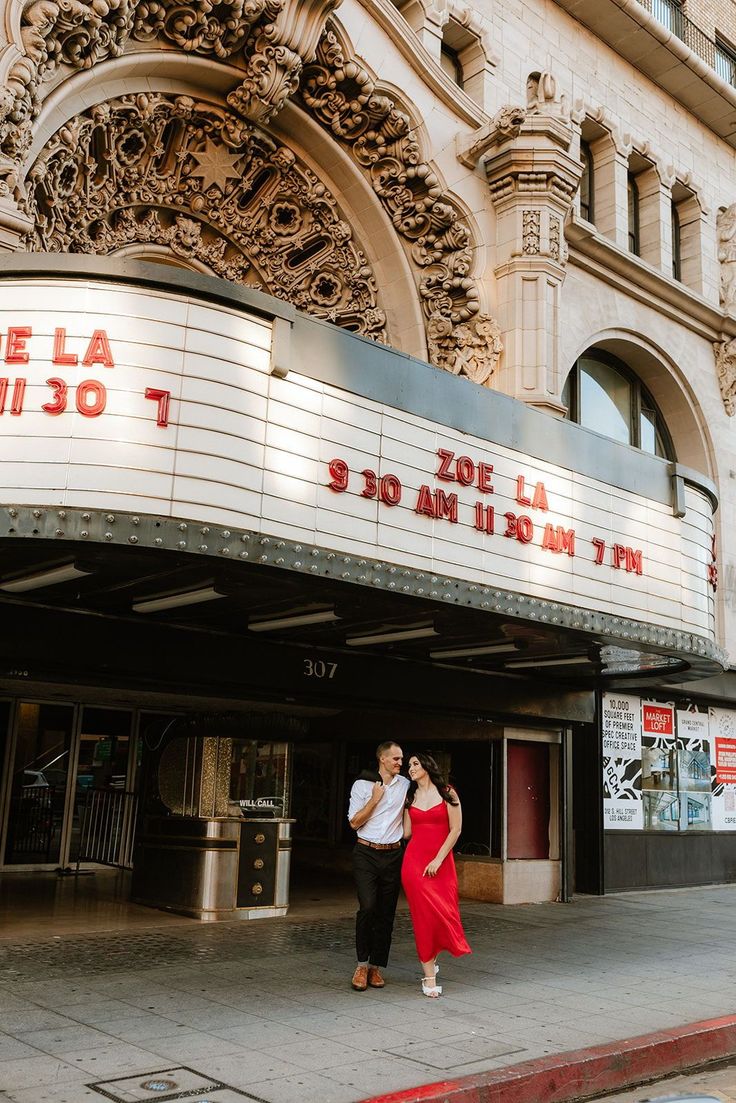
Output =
[
  {"x1": 204, "y1": 1050, "x2": 306, "y2": 1085},
  {"x1": 0, "y1": 1055, "x2": 84, "y2": 1090},
  {"x1": 0, "y1": 1035, "x2": 41, "y2": 1061},
  {"x1": 324, "y1": 1058, "x2": 442, "y2": 1094},
  {"x1": 145, "y1": 1031, "x2": 249, "y2": 1061},
  {"x1": 245, "y1": 1070, "x2": 362, "y2": 1103},
  {"x1": 57, "y1": 1041, "x2": 165, "y2": 1077},
  {"x1": 262, "y1": 1038, "x2": 366, "y2": 1071},
  {"x1": 214, "y1": 1022, "x2": 313, "y2": 1047},
  {"x1": 1, "y1": 1082, "x2": 99, "y2": 1103},
  {"x1": 85, "y1": 1014, "x2": 187, "y2": 1043},
  {"x1": 0, "y1": 1010, "x2": 71, "y2": 1033},
  {"x1": 15, "y1": 1024, "x2": 122, "y2": 1056}
]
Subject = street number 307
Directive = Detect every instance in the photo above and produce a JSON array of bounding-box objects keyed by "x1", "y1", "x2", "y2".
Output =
[{"x1": 303, "y1": 659, "x2": 338, "y2": 679}]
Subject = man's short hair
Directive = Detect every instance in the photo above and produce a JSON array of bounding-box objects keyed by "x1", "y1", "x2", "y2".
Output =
[{"x1": 376, "y1": 741, "x2": 399, "y2": 761}]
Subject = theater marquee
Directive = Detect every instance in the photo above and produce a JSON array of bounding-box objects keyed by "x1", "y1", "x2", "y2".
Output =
[{"x1": 0, "y1": 273, "x2": 717, "y2": 644}]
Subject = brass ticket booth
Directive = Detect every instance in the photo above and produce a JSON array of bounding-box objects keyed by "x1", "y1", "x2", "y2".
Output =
[{"x1": 132, "y1": 715, "x2": 293, "y2": 920}]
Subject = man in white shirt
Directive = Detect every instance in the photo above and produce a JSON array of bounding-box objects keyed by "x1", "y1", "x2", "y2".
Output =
[{"x1": 347, "y1": 741, "x2": 410, "y2": 991}]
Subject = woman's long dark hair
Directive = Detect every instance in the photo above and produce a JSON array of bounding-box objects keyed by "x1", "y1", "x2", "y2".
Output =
[{"x1": 406, "y1": 752, "x2": 458, "y2": 806}]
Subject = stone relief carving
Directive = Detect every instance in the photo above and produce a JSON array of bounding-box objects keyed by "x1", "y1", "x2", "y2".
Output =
[
  {"x1": 522, "y1": 210, "x2": 541, "y2": 254},
  {"x1": 301, "y1": 27, "x2": 502, "y2": 382},
  {"x1": 717, "y1": 204, "x2": 736, "y2": 314},
  {"x1": 549, "y1": 215, "x2": 560, "y2": 262},
  {"x1": 23, "y1": 93, "x2": 386, "y2": 339},
  {"x1": 427, "y1": 312, "x2": 502, "y2": 385},
  {"x1": 714, "y1": 337, "x2": 736, "y2": 416},
  {"x1": 0, "y1": 0, "x2": 340, "y2": 179},
  {"x1": 493, "y1": 104, "x2": 527, "y2": 142},
  {"x1": 526, "y1": 70, "x2": 569, "y2": 121}
]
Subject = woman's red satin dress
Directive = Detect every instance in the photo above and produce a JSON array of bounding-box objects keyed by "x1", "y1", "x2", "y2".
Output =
[{"x1": 401, "y1": 800, "x2": 472, "y2": 963}]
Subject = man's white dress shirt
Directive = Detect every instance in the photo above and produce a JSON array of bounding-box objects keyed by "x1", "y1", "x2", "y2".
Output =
[{"x1": 348, "y1": 774, "x2": 410, "y2": 844}]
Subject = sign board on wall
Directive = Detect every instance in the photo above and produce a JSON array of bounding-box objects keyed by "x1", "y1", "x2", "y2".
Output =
[
  {"x1": 0, "y1": 277, "x2": 716, "y2": 640},
  {"x1": 602, "y1": 693, "x2": 736, "y2": 832},
  {"x1": 602, "y1": 695, "x2": 643, "y2": 830}
]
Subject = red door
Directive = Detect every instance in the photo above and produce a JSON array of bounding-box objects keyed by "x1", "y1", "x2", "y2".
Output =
[{"x1": 507, "y1": 740, "x2": 550, "y2": 859}]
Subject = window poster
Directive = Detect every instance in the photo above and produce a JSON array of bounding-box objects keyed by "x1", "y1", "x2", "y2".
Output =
[
  {"x1": 602, "y1": 693, "x2": 643, "y2": 830},
  {"x1": 641, "y1": 703, "x2": 679, "y2": 831},
  {"x1": 710, "y1": 708, "x2": 736, "y2": 830},
  {"x1": 602, "y1": 701, "x2": 736, "y2": 833},
  {"x1": 675, "y1": 709, "x2": 712, "y2": 832}
]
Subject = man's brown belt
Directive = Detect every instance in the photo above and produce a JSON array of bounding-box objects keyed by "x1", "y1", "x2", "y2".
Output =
[{"x1": 357, "y1": 839, "x2": 402, "y2": 850}]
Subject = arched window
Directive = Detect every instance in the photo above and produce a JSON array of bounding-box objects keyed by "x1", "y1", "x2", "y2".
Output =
[
  {"x1": 562, "y1": 350, "x2": 674, "y2": 458},
  {"x1": 579, "y1": 139, "x2": 594, "y2": 223}
]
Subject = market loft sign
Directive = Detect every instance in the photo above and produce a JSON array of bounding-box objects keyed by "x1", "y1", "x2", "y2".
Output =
[
  {"x1": 0, "y1": 278, "x2": 716, "y2": 642},
  {"x1": 328, "y1": 451, "x2": 644, "y2": 576}
]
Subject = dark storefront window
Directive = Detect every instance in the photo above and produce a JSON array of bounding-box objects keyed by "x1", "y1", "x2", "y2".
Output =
[
  {"x1": 230, "y1": 740, "x2": 289, "y2": 817},
  {"x1": 4, "y1": 702, "x2": 74, "y2": 865}
]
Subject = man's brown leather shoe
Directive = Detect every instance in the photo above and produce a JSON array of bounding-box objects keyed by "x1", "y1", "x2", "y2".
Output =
[
  {"x1": 351, "y1": 964, "x2": 368, "y2": 991},
  {"x1": 368, "y1": 966, "x2": 385, "y2": 988}
]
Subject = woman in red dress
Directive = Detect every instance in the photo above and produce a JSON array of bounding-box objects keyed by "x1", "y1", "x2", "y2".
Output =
[{"x1": 402, "y1": 752, "x2": 471, "y2": 997}]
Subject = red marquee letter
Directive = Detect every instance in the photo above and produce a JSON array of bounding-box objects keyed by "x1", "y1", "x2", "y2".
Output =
[
  {"x1": 82, "y1": 330, "x2": 114, "y2": 368},
  {"x1": 52, "y1": 328, "x2": 78, "y2": 366},
  {"x1": 5, "y1": 327, "x2": 31, "y2": 365}
]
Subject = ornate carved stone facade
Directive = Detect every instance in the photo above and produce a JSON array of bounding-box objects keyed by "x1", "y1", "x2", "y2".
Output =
[
  {"x1": 476, "y1": 70, "x2": 582, "y2": 413},
  {"x1": 0, "y1": 0, "x2": 502, "y2": 382},
  {"x1": 717, "y1": 204, "x2": 736, "y2": 315},
  {"x1": 714, "y1": 337, "x2": 736, "y2": 417},
  {"x1": 24, "y1": 94, "x2": 386, "y2": 338},
  {"x1": 0, "y1": 0, "x2": 340, "y2": 180},
  {"x1": 300, "y1": 27, "x2": 502, "y2": 382}
]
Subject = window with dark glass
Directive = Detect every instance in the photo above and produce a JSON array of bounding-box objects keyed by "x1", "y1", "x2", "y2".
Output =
[
  {"x1": 715, "y1": 35, "x2": 736, "y2": 86},
  {"x1": 440, "y1": 43, "x2": 463, "y2": 87},
  {"x1": 580, "y1": 140, "x2": 594, "y2": 223},
  {"x1": 671, "y1": 201, "x2": 682, "y2": 282},
  {"x1": 627, "y1": 173, "x2": 640, "y2": 256},
  {"x1": 563, "y1": 351, "x2": 674, "y2": 459},
  {"x1": 652, "y1": 0, "x2": 683, "y2": 38}
]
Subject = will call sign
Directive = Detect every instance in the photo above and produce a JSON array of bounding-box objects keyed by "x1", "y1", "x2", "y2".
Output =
[
  {"x1": 327, "y1": 448, "x2": 645, "y2": 574},
  {"x1": 0, "y1": 326, "x2": 170, "y2": 426}
]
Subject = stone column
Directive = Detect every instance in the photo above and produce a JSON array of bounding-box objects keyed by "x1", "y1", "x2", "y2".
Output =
[
  {"x1": 590, "y1": 135, "x2": 630, "y2": 250},
  {"x1": 483, "y1": 88, "x2": 582, "y2": 414},
  {"x1": 637, "y1": 166, "x2": 673, "y2": 273}
]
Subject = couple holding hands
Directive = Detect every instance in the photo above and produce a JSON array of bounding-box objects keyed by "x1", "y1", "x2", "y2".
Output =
[{"x1": 348, "y1": 741, "x2": 471, "y2": 998}]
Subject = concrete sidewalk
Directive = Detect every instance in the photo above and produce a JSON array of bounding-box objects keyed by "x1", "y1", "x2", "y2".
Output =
[{"x1": 1, "y1": 882, "x2": 736, "y2": 1103}]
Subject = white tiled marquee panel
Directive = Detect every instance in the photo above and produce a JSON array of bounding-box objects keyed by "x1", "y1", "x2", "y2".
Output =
[{"x1": 0, "y1": 280, "x2": 716, "y2": 640}]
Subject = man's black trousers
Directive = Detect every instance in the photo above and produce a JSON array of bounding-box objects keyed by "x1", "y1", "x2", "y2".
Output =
[{"x1": 352, "y1": 843, "x2": 403, "y2": 967}]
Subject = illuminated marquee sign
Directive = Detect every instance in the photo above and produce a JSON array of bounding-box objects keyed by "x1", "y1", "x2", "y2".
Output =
[
  {"x1": 327, "y1": 450, "x2": 644, "y2": 576},
  {"x1": 0, "y1": 277, "x2": 716, "y2": 643},
  {"x1": 0, "y1": 325, "x2": 170, "y2": 426}
]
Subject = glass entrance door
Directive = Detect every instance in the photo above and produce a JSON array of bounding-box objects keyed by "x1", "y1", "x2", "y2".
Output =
[
  {"x1": 68, "y1": 707, "x2": 134, "y2": 864},
  {"x1": 3, "y1": 702, "x2": 75, "y2": 865},
  {"x1": 1, "y1": 701, "x2": 138, "y2": 869}
]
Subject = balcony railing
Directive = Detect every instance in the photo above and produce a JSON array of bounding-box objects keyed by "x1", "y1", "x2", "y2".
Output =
[{"x1": 639, "y1": 0, "x2": 731, "y2": 80}]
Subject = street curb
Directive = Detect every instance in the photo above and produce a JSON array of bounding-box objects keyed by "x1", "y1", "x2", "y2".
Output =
[{"x1": 359, "y1": 1014, "x2": 736, "y2": 1103}]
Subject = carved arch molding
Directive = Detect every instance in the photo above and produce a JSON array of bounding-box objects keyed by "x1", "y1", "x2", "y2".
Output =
[{"x1": 1, "y1": 0, "x2": 501, "y2": 383}]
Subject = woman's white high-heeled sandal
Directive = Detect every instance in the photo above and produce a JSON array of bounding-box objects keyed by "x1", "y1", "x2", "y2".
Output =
[{"x1": 421, "y1": 977, "x2": 442, "y2": 997}]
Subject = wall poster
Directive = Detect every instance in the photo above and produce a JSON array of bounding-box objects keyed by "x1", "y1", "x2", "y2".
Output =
[
  {"x1": 710, "y1": 708, "x2": 736, "y2": 830},
  {"x1": 602, "y1": 695, "x2": 736, "y2": 832},
  {"x1": 602, "y1": 693, "x2": 643, "y2": 830}
]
